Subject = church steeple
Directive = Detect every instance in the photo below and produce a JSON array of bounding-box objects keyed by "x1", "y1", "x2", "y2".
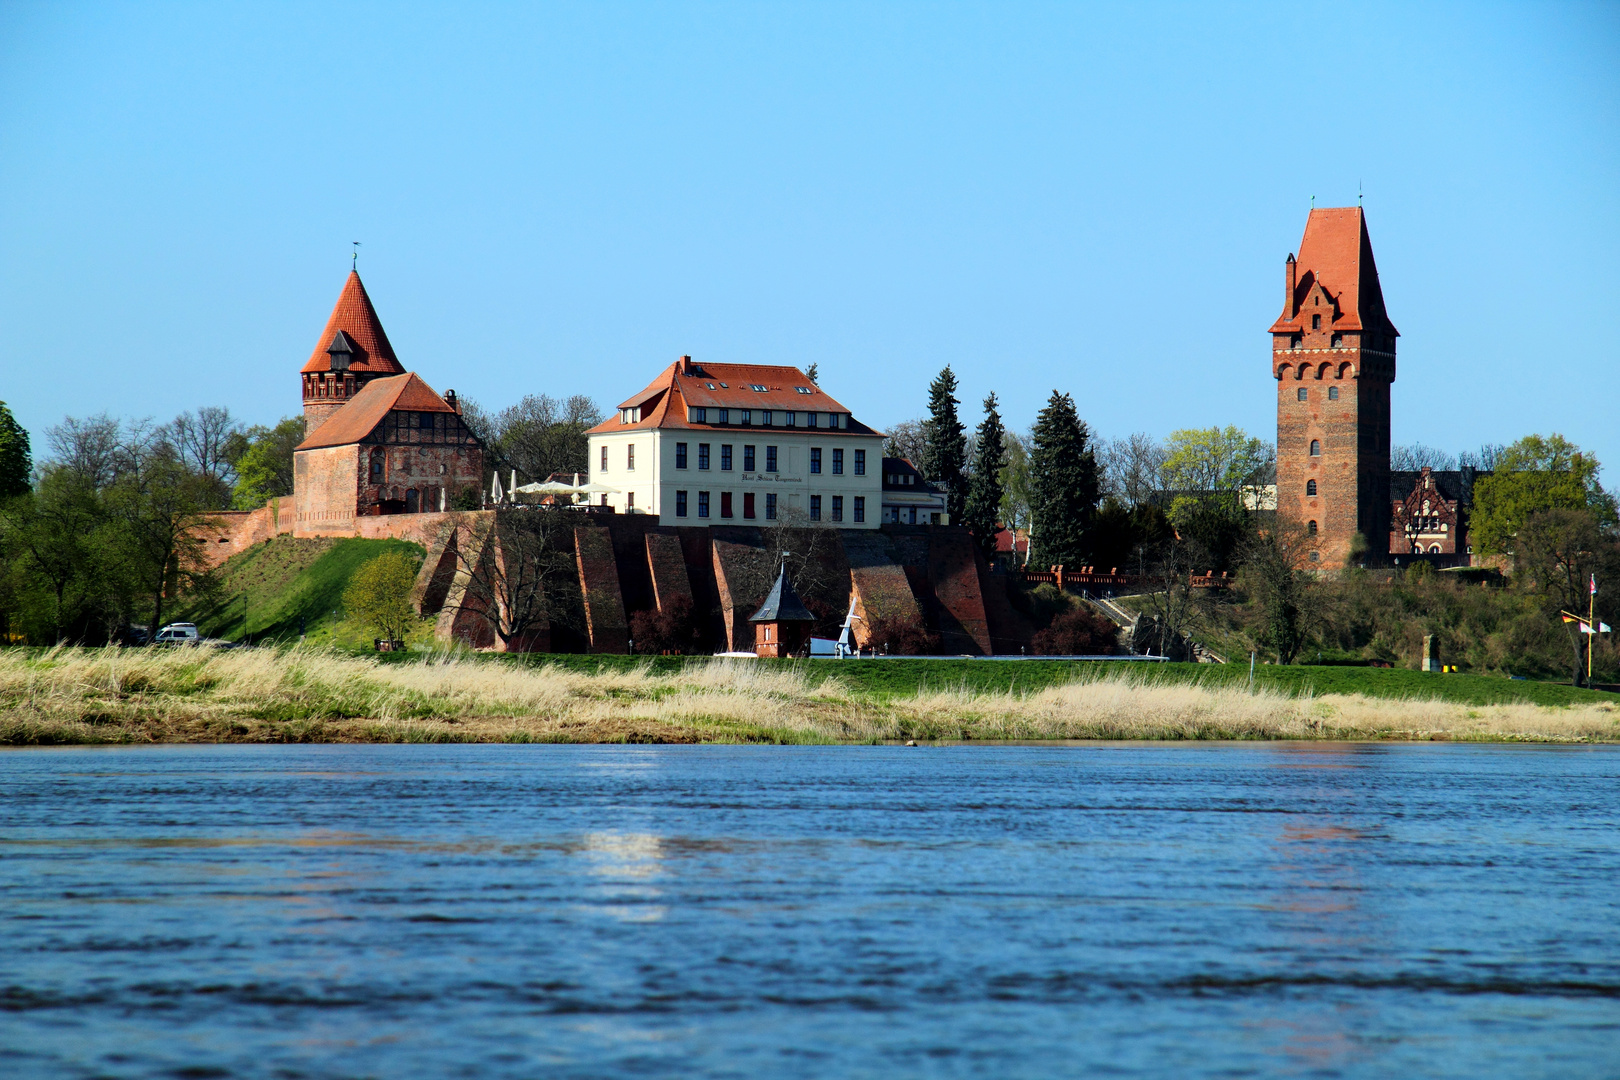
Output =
[{"x1": 300, "y1": 272, "x2": 407, "y2": 433}]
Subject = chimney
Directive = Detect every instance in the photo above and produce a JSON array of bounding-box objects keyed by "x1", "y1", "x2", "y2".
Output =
[
  {"x1": 445, "y1": 389, "x2": 459, "y2": 414},
  {"x1": 679, "y1": 354, "x2": 693, "y2": 376},
  {"x1": 1286, "y1": 254, "x2": 1298, "y2": 319}
]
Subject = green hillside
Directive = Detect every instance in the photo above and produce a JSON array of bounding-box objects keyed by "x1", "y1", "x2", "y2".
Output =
[{"x1": 175, "y1": 536, "x2": 427, "y2": 648}]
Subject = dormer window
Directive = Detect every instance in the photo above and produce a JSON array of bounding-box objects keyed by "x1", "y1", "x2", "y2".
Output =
[
  {"x1": 326, "y1": 330, "x2": 355, "y2": 372},
  {"x1": 796, "y1": 387, "x2": 813, "y2": 395},
  {"x1": 1311, "y1": 314, "x2": 1321, "y2": 330}
]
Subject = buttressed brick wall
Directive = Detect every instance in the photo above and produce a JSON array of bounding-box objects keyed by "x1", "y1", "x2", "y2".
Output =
[{"x1": 1271, "y1": 208, "x2": 1399, "y2": 569}]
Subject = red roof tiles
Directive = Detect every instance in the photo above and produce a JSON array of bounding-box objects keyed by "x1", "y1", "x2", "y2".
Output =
[
  {"x1": 295, "y1": 373, "x2": 457, "y2": 450},
  {"x1": 588, "y1": 359, "x2": 882, "y2": 436},
  {"x1": 299, "y1": 272, "x2": 408, "y2": 375},
  {"x1": 1270, "y1": 208, "x2": 1398, "y2": 337}
]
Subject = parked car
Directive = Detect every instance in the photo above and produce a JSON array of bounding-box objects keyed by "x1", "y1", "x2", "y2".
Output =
[
  {"x1": 154, "y1": 623, "x2": 200, "y2": 645},
  {"x1": 114, "y1": 625, "x2": 151, "y2": 647}
]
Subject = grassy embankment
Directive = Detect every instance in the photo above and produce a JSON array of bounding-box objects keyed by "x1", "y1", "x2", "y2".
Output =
[
  {"x1": 2, "y1": 647, "x2": 1615, "y2": 747},
  {"x1": 172, "y1": 536, "x2": 428, "y2": 648}
]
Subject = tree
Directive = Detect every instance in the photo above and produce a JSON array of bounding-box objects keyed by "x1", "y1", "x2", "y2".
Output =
[
  {"x1": 1392, "y1": 443, "x2": 1458, "y2": 472},
  {"x1": 166, "y1": 407, "x2": 244, "y2": 509},
  {"x1": 1133, "y1": 528, "x2": 1209, "y2": 660},
  {"x1": 1030, "y1": 608, "x2": 1119, "y2": 656},
  {"x1": 1471, "y1": 435, "x2": 1614, "y2": 557},
  {"x1": 1028, "y1": 391, "x2": 1100, "y2": 567},
  {"x1": 630, "y1": 595, "x2": 707, "y2": 655},
  {"x1": 462, "y1": 394, "x2": 605, "y2": 486},
  {"x1": 231, "y1": 417, "x2": 306, "y2": 509},
  {"x1": 0, "y1": 401, "x2": 31, "y2": 497},
  {"x1": 962, "y1": 393, "x2": 1006, "y2": 561},
  {"x1": 448, "y1": 509, "x2": 585, "y2": 650},
  {"x1": 921, "y1": 367, "x2": 968, "y2": 523},
  {"x1": 804, "y1": 362, "x2": 820, "y2": 384},
  {"x1": 344, "y1": 550, "x2": 421, "y2": 644},
  {"x1": 1100, "y1": 433, "x2": 1167, "y2": 508},
  {"x1": 1242, "y1": 516, "x2": 1322, "y2": 664},
  {"x1": 998, "y1": 430, "x2": 1033, "y2": 558},
  {"x1": 882, "y1": 418, "x2": 928, "y2": 466},
  {"x1": 1160, "y1": 426, "x2": 1272, "y2": 493},
  {"x1": 0, "y1": 468, "x2": 106, "y2": 641},
  {"x1": 1515, "y1": 509, "x2": 1620, "y2": 687}
]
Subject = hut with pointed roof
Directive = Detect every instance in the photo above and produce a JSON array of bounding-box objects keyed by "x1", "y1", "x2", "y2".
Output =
[{"x1": 748, "y1": 563, "x2": 818, "y2": 658}]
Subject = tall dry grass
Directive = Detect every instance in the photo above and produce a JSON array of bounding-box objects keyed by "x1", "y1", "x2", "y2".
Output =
[{"x1": 1, "y1": 645, "x2": 1615, "y2": 745}]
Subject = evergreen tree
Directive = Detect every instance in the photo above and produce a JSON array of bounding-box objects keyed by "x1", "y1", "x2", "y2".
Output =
[
  {"x1": 963, "y1": 393, "x2": 1006, "y2": 562},
  {"x1": 1028, "y1": 390, "x2": 1100, "y2": 567},
  {"x1": 921, "y1": 366, "x2": 967, "y2": 523},
  {"x1": 0, "y1": 401, "x2": 31, "y2": 497}
]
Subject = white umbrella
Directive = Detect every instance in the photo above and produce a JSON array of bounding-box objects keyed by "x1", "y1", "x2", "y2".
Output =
[{"x1": 514, "y1": 480, "x2": 579, "y2": 495}]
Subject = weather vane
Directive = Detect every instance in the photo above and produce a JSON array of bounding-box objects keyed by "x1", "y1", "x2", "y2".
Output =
[
  {"x1": 352, "y1": 241, "x2": 361, "y2": 270},
  {"x1": 1359, "y1": 180, "x2": 1363, "y2": 207}
]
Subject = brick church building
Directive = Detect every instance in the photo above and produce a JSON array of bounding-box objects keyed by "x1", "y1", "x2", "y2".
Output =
[{"x1": 292, "y1": 272, "x2": 484, "y2": 532}]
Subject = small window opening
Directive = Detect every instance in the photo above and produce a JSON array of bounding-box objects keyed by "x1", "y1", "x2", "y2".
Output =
[
  {"x1": 1308, "y1": 520, "x2": 1318, "y2": 534},
  {"x1": 1328, "y1": 386, "x2": 1339, "y2": 400},
  {"x1": 1306, "y1": 480, "x2": 1317, "y2": 496},
  {"x1": 1297, "y1": 388, "x2": 1308, "y2": 401},
  {"x1": 1309, "y1": 439, "x2": 1321, "y2": 456}
]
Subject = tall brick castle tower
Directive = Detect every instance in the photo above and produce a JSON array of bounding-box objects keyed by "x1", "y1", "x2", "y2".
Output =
[
  {"x1": 300, "y1": 272, "x2": 407, "y2": 433},
  {"x1": 1270, "y1": 208, "x2": 1399, "y2": 568}
]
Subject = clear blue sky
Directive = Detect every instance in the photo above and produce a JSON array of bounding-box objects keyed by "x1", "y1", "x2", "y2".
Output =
[{"x1": 2, "y1": 2, "x2": 1616, "y2": 475}]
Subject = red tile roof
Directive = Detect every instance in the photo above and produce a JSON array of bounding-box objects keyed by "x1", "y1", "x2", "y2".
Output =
[
  {"x1": 587, "y1": 358, "x2": 883, "y2": 437},
  {"x1": 295, "y1": 373, "x2": 457, "y2": 450},
  {"x1": 1269, "y1": 208, "x2": 1398, "y2": 336},
  {"x1": 300, "y1": 272, "x2": 408, "y2": 375}
]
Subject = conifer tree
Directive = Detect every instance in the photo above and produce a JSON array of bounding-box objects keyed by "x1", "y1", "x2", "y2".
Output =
[
  {"x1": 921, "y1": 366, "x2": 967, "y2": 523},
  {"x1": 0, "y1": 401, "x2": 31, "y2": 497},
  {"x1": 1028, "y1": 390, "x2": 1100, "y2": 567},
  {"x1": 963, "y1": 393, "x2": 1006, "y2": 561}
]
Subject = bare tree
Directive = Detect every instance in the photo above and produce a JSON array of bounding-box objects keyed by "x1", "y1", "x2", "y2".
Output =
[
  {"x1": 1391, "y1": 443, "x2": 1458, "y2": 472},
  {"x1": 459, "y1": 393, "x2": 605, "y2": 485},
  {"x1": 166, "y1": 407, "x2": 244, "y2": 509},
  {"x1": 1101, "y1": 433, "x2": 1168, "y2": 507},
  {"x1": 47, "y1": 414, "x2": 124, "y2": 489},
  {"x1": 1457, "y1": 443, "x2": 1505, "y2": 471},
  {"x1": 446, "y1": 509, "x2": 584, "y2": 650},
  {"x1": 1133, "y1": 532, "x2": 1210, "y2": 660},
  {"x1": 882, "y1": 418, "x2": 928, "y2": 468}
]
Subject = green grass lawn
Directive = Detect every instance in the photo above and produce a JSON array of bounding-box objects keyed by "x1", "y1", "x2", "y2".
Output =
[
  {"x1": 174, "y1": 536, "x2": 426, "y2": 647},
  {"x1": 504, "y1": 654, "x2": 1615, "y2": 707}
]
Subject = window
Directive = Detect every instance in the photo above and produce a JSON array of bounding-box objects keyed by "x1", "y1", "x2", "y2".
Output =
[
  {"x1": 698, "y1": 492, "x2": 710, "y2": 518},
  {"x1": 810, "y1": 448, "x2": 822, "y2": 474},
  {"x1": 717, "y1": 409, "x2": 729, "y2": 424},
  {"x1": 853, "y1": 496, "x2": 865, "y2": 523},
  {"x1": 908, "y1": 507, "x2": 917, "y2": 525},
  {"x1": 1331, "y1": 333, "x2": 1342, "y2": 348},
  {"x1": 765, "y1": 493, "x2": 777, "y2": 520},
  {"x1": 744, "y1": 492, "x2": 756, "y2": 519},
  {"x1": 690, "y1": 407, "x2": 707, "y2": 423},
  {"x1": 675, "y1": 491, "x2": 688, "y2": 517},
  {"x1": 369, "y1": 449, "x2": 384, "y2": 483},
  {"x1": 760, "y1": 411, "x2": 772, "y2": 426},
  {"x1": 1307, "y1": 480, "x2": 1317, "y2": 496},
  {"x1": 744, "y1": 445, "x2": 756, "y2": 471},
  {"x1": 1312, "y1": 314, "x2": 1321, "y2": 329},
  {"x1": 1309, "y1": 439, "x2": 1321, "y2": 456},
  {"x1": 796, "y1": 386, "x2": 813, "y2": 395},
  {"x1": 721, "y1": 445, "x2": 733, "y2": 471},
  {"x1": 627, "y1": 491, "x2": 634, "y2": 509},
  {"x1": 419, "y1": 412, "x2": 437, "y2": 431},
  {"x1": 854, "y1": 449, "x2": 866, "y2": 475},
  {"x1": 600, "y1": 446, "x2": 608, "y2": 471},
  {"x1": 1310, "y1": 551, "x2": 1320, "y2": 562},
  {"x1": 1308, "y1": 520, "x2": 1318, "y2": 535},
  {"x1": 810, "y1": 495, "x2": 822, "y2": 521},
  {"x1": 831, "y1": 496, "x2": 843, "y2": 522},
  {"x1": 721, "y1": 491, "x2": 733, "y2": 518},
  {"x1": 766, "y1": 446, "x2": 778, "y2": 472},
  {"x1": 806, "y1": 412, "x2": 818, "y2": 428},
  {"x1": 785, "y1": 412, "x2": 796, "y2": 428},
  {"x1": 832, "y1": 448, "x2": 844, "y2": 475},
  {"x1": 627, "y1": 445, "x2": 635, "y2": 470},
  {"x1": 698, "y1": 443, "x2": 711, "y2": 470},
  {"x1": 676, "y1": 442, "x2": 688, "y2": 469},
  {"x1": 750, "y1": 383, "x2": 769, "y2": 392},
  {"x1": 1297, "y1": 388, "x2": 1308, "y2": 401},
  {"x1": 1328, "y1": 386, "x2": 1339, "y2": 400}
]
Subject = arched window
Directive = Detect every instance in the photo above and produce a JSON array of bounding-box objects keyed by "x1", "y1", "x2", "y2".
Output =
[
  {"x1": 369, "y1": 448, "x2": 385, "y2": 483},
  {"x1": 405, "y1": 488, "x2": 419, "y2": 513},
  {"x1": 1306, "y1": 480, "x2": 1317, "y2": 496},
  {"x1": 1309, "y1": 439, "x2": 1321, "y2": 456},
  {"x1": 1308, "y1": 520, "x2": 1318, "y2": 535}
]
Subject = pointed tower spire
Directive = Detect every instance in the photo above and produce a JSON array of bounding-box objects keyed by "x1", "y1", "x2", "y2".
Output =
[{"x1": 300, "y1": 271, "x2": 408, "y2": 433}]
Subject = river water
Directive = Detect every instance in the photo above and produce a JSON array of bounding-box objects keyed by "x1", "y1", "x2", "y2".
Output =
[{"x1": 2, "y1": 743, "x2": 1617, "y2": 1078}]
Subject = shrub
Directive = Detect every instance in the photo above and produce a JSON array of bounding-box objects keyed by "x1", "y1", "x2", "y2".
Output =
[
  {"x1": 1030, "y1": 608, "x2": 1119, "y2": 656},
  {"x1": 629, "y1": 596, "x2": 706, "y2": 655},
  {"x1": 865, "y1": 615, "x2": 941, "y2": 656}
]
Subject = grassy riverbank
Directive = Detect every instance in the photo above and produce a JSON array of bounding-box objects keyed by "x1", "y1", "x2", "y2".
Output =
[{"x1": 2, "y1": 647, "x2": 1616, "y2": 746}]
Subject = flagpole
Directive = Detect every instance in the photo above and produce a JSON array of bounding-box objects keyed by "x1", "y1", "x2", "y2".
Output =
[{"x1": 1590, "y1": 574, "x2": 1597, "y2": 685}]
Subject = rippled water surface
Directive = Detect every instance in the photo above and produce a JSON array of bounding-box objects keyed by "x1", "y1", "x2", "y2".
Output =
[{"x1": 3, "y1": 743, "x2": 1618, "y2": 1078}]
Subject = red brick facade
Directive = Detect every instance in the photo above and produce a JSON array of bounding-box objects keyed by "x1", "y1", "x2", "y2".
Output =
[{"x1": 1272, "y1": 208, "x2": 1399, "y2": 568}]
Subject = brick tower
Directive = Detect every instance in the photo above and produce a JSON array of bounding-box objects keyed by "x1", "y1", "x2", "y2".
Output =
[
  {"x1": 1270, "y1": 208, "x2": 1399, "y2": 568},
  {"x1": 300, "y1": 272, "x2": 406, "y2": 433}
]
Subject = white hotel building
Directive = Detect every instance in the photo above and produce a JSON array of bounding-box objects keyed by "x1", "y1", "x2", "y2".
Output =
[{"x1": 585, "y1": 356, "x2": 886, "y2": 528}]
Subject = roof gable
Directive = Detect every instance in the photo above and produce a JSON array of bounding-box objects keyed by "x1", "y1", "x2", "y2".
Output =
[
  {"x1": 300, "y1": 272, "x2": 408, "y2": 375},
  {"x1": 295, "y1": 372, "x2": 456, "y2": 450},
  {"x1": 748, "y1": 567, "x2": 816, "y2": 624},
  {"x1": 1270, "y1": 208, "x2": 1398, "y2": 336}
]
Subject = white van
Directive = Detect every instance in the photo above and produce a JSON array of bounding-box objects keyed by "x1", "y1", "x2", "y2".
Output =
[{"x1": 154, "y1": 623, "x2": 200, "y2": 645}]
